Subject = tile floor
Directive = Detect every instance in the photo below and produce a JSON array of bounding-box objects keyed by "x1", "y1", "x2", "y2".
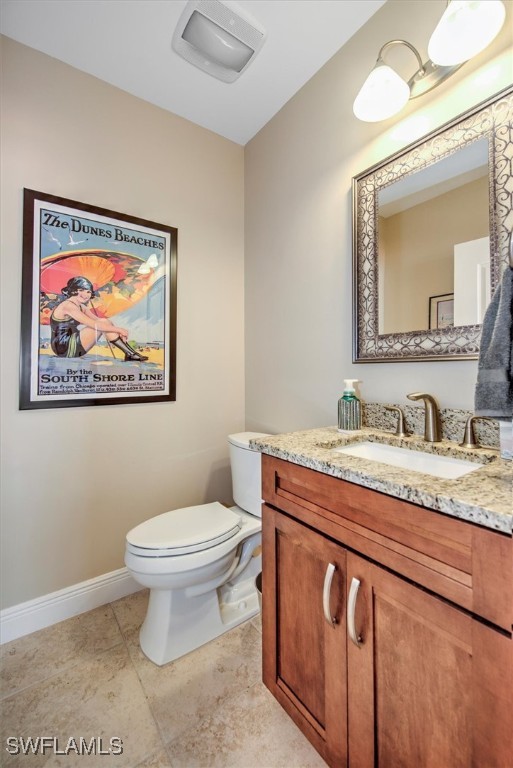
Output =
[{"x1": 0, "y1": 590, "x2": 327, "y2": 767}]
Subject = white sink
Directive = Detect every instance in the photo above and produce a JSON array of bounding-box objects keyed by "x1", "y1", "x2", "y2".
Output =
[{"x1": 333, "y1": 441, "x2": 481, "y2": 479}]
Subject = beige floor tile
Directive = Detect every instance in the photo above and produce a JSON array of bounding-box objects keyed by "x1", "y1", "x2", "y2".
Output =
[
  {"x1": 0, "y1": 605, "x2": 123, "y2": 699},
  {"x1": 111, "y1": 589, "x2": 149, "y2": 638},
  {"x1": 127, "y1": 619, "x2": 262, "y2": 744},
  {"x1": 134, "y1": 747, "x2": 173, "y2": 768},
  {"x1": 166, "y1": 680, "x2": 327, "y2": 768},
  {"x1": 1, "y1": 593, "x2": 327, "y2": 768},
  {"x1": 0, "y1": 644, "x2": 164, "y2": 768},
  {"x1": 250, "y1": 613, "x2": 262, "y2": 633}
]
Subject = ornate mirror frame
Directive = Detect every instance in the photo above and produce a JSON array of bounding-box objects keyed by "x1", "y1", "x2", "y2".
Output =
[{"x1": 352, "y1": 87, "x2": 513, "y2": 363}]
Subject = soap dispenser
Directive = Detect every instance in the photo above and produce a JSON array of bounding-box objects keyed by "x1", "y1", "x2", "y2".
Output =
[{"x1": 338, "y1": 379, "x2": 362, "y2": 431}]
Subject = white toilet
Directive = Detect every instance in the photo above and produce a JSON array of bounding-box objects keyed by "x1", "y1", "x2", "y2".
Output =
[{"x1": 124, "y1": 432, "x2": 269, "y2": 666}]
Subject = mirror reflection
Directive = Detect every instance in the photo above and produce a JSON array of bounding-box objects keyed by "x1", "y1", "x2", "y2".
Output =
[
  {"x1": 377, "y1": 139, "x2": 490, "y2": 335},
  {"x1": 352, "y1": 87, "x2": 512, "y2": 363}
]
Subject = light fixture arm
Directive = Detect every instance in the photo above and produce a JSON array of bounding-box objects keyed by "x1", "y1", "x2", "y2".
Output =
[
  {"x1": 377, "y1": 39, "x2": 425, "y2": 79},
  {"x1": 376, "y1": 38, "x2": 462, "y2": 100}
]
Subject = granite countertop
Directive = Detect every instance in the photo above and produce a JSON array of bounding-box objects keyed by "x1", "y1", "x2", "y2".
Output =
[{"x1": 251, "y1": 427, "x2": 513, "y2": 534}]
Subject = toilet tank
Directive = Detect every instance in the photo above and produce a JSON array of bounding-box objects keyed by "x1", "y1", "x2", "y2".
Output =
[{"x1": 228, "y1": 432, "x2": 270, "y2": 518}]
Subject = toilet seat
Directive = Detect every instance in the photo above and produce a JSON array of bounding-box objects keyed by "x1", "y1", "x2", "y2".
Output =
[{"x1": 126, "y1": 502, "x2": 241, "y2": 557}]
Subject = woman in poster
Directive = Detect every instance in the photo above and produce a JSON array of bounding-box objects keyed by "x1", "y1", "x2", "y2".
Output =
[{"x1": 50, "y1": 276, "x2": 148, "y2": 362}]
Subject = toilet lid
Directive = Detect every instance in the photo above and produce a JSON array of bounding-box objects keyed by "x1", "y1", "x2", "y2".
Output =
[{"x1": 126, "y1": 502, "x2": 242, "y2": 555}]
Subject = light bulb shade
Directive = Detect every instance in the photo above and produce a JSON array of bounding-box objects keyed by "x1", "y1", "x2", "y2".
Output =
[
  {"x1": 428, "y1": 1, "x2": 506, "y2": 66},
  {"x1": 353, "y1": 63, "x2": 410, "y2": 122}
]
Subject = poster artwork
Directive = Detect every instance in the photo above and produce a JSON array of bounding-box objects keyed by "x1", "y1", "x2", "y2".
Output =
[{"x1": 20, "y1": 190, "x2": 177, "y2": 409}]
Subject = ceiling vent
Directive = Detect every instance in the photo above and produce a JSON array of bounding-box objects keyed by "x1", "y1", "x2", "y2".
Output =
[{"x1": 172, "y1": 0, "x2": 266, "y2": 83}]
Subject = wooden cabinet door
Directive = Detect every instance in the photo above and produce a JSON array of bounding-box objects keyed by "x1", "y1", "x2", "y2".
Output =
[
  {"x1": 346, "y1": 552, "x2": 513, "y2": 768},
  {"x1": 262, "y1": 504, "x2": 348, "y2": 767}
]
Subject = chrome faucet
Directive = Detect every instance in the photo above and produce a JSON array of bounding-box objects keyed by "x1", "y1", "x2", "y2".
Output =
[{"x1": 407, "y1": 393, "x2": 442, "y2": 442}]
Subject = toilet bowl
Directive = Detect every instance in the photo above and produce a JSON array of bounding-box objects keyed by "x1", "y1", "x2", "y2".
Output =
[{"x1": 125, "y1": 432, "x2": 269, "y2": 666}]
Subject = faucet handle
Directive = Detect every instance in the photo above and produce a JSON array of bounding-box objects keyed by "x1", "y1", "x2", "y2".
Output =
[
  {"x1": 460, "y1": 416, "x2": 478, "y2": 448},
  {"x1": 385, "y1": 406, "x2": 408, "y2": 438},
  {"x1": 460, "y1": 415, "x2": 494, "y2": 449}
]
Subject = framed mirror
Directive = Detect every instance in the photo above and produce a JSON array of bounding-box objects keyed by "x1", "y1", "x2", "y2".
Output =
[{"x1": 352, "y1": 87, "x2": 513, "y2": 363}]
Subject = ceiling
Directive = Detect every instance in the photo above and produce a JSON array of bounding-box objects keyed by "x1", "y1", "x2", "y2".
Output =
[{"x1": 0, "y1": 0, "x2": 385, "y2": 145}]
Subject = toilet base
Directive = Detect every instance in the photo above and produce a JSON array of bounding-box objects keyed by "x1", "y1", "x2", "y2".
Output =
[{"x1": 139, "y1": 555, "x2": 261, "y2": 666}]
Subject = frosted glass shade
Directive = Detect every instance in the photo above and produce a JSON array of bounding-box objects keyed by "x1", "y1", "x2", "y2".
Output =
[
  {"x1": 353, "y1": 64, "x2": 410, "y2": 122},
  {"x1": 428, "y1": 1, "x2": 506, "y2": 66}
]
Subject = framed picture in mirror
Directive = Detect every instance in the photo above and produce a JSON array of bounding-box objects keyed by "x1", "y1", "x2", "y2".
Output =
[{"x1": 429, "y1": 294, "x2": 454, "y2": 330}]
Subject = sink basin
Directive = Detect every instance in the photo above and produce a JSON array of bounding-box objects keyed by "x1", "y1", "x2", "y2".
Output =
[{"x1": 333, "y1": 441, "x2": 481, "y2": 479}]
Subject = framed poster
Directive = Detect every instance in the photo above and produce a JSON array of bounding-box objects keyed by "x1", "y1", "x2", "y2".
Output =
[
  {"x1": 20, "y1": 189, "x2": 177, "y2": 409},
  {"x1": 429, "y1": 293, "x2": 454, "y2": 330}
]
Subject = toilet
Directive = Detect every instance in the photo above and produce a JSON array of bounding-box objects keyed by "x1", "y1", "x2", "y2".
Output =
[{"x1": 124, "y1": 432, "x2": 269, "y2": 666}]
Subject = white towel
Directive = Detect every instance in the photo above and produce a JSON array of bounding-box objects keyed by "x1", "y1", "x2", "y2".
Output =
[{"x1": 474, "y1": 267, "x2": 513, "y2": 420}]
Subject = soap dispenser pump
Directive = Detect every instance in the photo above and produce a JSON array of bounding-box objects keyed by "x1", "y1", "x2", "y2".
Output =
[{"x1": 338, "y1": 379, "x2": 362, "y2": 432}]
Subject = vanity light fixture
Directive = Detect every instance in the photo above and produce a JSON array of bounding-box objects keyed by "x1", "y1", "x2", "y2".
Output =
[
  {"x1": 172, "y1": 0, "x2": 266, "y2": 83},
  {"x1": 353, "y1": 0, "x2": 506, "y2": 122},
  {"x1": 428, "y1": 0, "x2": 506, "y2": 66}
]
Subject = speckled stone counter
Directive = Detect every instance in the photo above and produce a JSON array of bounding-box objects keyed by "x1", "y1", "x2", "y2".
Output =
[{"x1": 251, "y1": 427, "x2": 513, "y2": 534}]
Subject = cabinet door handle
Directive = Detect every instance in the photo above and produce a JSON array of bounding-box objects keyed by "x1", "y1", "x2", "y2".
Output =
[
  {"x1": 347, "y1": 577, "x2": 363, "y2": 647},
  {"x1": 322, "y1": 563, "x2": 337, "y2": 627}
]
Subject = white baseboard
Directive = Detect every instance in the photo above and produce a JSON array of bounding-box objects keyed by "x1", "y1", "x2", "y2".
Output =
[{"x1": 0, "y1": 567, "x2": 141, "y2": 644}]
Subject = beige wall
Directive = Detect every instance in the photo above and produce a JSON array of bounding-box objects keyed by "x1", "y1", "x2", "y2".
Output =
[
  {"x1": 2, "y1": 1, "x2": 512, "y2": 611},
  {"x1": 0, "y1": 37, "x2": 245, "y2": 609},
  {"x1": 381, "y1": 175, "x2": 489, "y2": 333},
  {"x1": 245, "y1": 0, "x2": 513, "y2": 434}
]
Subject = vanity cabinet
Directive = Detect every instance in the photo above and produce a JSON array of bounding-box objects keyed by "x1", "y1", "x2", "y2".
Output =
[
  {"x1": 262, "y1": 505, "x2": 347, "y2": 766},
  {"x1": 261, "y1": 454, "x2": 513, "y2": 768},
  {"x1": 346, "y1": 551, "x2": 511, "y2": 768}
]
